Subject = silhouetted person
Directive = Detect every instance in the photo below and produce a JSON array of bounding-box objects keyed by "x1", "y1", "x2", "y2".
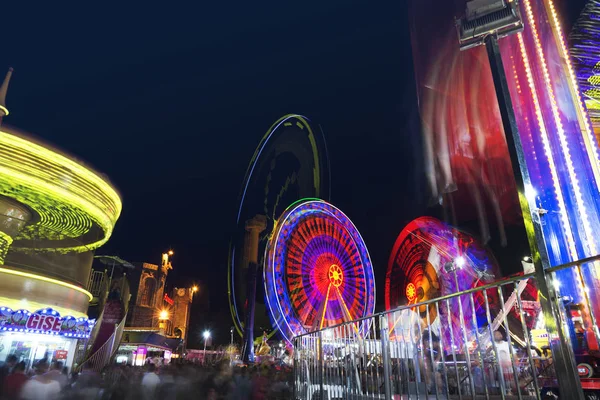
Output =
[
  {"x1": 20, "y1": 360, "x2": 60, "y2": 400},
  {"x1": 44, "y1": 361, "x2": 68, "y2": 390},
  {"x1": 2, "y1": 361, "x2": 27, "y2": 399},
  {"x1": 0, "y1": 354, "x2": 17, "y2": 395},
  {"x1": 141, "y1": 363, "x2": 160, "y2": 400}
]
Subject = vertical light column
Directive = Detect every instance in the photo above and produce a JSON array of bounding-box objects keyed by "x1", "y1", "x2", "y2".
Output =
[
  {"x1": 507, "y1": 0, "x2": 600, "y2": 344},
  {"x1": 545, "y1": 0, "x2": 600, "y2": 180}
]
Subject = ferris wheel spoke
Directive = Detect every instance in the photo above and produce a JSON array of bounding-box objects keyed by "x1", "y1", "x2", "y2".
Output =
[
  {"x1": 335, "y1": 286, "x2": 360, "y2": 334},
  {"x1": 317, "y1": 283, "x2": 333, "y2": 330}
]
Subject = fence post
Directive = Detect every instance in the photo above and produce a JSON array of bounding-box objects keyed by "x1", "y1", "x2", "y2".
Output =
[
  {"x1": 293, "y1": 337, "x2": 297, "y2": 400},
  {"x1": 380, "y1": 315, "x2": 392, "y2": 400},
  {"x1": 318, "y1": 331, "x2": 324, "y2": 400},
  {"x1": 109, "y1": 323, "x2": 118, "y2": 364}
]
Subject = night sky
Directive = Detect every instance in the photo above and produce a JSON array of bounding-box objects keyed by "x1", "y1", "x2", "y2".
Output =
[{"x1": 1, "y1": 0, "x2": 588, "y2": 346}]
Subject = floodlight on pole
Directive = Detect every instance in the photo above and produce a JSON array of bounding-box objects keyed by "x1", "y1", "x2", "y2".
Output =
[
  {"x1": 202, "y1": 330, "x2": 211, "y2": 365},
  {"x1": 457, "y1": 0, "x2": 523, "y2": 51}
]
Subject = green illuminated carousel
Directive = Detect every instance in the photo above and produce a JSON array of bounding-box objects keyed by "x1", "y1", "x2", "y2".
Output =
[{"x1": 0, "y1": 68, "x2": 121, "y2": 319}]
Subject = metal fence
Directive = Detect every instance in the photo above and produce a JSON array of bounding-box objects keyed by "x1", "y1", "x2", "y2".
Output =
[
  {"x1": 87, "y1": 269, "x2": 107, "y2": 299},
  {"x1": 78, "y1": 313, "x2": 128, "y2": 373},
  {"x1": 293, "y1": 258, "x2": 600, "y2": 399}
]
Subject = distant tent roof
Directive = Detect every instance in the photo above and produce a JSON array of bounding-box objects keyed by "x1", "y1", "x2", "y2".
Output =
[
  {"x1": 120, "y1": 331, "x2": 180, "y2": 351},
  {"x1": 95, "y1": 255, "x2": 135, "y2": 269}
]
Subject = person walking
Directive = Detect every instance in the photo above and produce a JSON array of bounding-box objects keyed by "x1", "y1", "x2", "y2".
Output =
[
  {"x1": 141, "y1": 363, "x2": 160, "y2": 400},
  {"x1": 20, "y1": 360, "x2": 60, "y2": 400},
  {"x1": 2, "y1": 361, "x2": 28, "y2": 399}
]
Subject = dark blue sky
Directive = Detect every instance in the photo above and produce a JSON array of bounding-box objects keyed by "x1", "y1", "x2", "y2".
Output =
[
  {"x1": 1, "y1": 0, "x2": 587, "y2": 344},
  {"x1": 2, "y1": 1, "x2": 421, "y2": 342}
]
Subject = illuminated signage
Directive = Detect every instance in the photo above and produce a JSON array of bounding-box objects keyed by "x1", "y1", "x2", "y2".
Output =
[
  {"x1": 26, "y1": 314, "x2": 62, "y2": 332},
  {"x1": 578, "y1": 363, "x2": 593, "y2": 378},
  {"x1": 0, "y1": 307, "x2": 94, "y2": 338},
  {"x1": 134, "y1": 346, "x2": 147, "y2": 366},
  {"x1": 163, "y1": 293, "x2": 174, "y2": 305}
]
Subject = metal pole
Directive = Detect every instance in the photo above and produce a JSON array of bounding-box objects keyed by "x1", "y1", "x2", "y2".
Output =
[
  {"x1": 109, "y1": 323, "x2": 118, "y2": 367},
  {"x1": 453, "y1": 267, "x2": 476, "y2": 397},
  {"x1": 241, "y1": 261, "x2": 258, "y2": 363},
  {"x1": 110, "y1": 260, "x2": 115, "y2": 282},
  {"x1": 484, "y1": 34, "x2": 584, "y2": 400},
  {"x1": 293, "y1": 337, "x2": 297, "y2": 400},
  {"x1": 203, "y1": 338, "x2": 207, "y2": 366},
  {"x1": 318, "y1": 331, "x2": 324, "y2": 400},
  {"x1": 380, "y1": 315, "x2": 393, "y2": 400}
]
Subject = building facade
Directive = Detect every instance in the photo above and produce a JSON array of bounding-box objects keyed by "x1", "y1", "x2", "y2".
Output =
[
  {"x1": 113, "y1": 253, "x2": 195, "y2": 365},
  {"x1": 128, "y1": 254, "x2": 172, "y2": 329}
]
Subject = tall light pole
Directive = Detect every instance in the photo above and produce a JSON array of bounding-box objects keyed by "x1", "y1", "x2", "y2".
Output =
[{"x1": 203, "y1": 330, "x2": 211, "y2": 365}]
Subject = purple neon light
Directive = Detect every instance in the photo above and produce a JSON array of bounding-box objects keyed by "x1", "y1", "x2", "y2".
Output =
[{"x1": 264, "y1": 199, "x2": 375, "y2": 343}]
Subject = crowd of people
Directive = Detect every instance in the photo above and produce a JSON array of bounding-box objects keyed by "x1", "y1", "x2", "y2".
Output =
[
  {"x1": 0, "y1": 356, "x2": 68, "y2": 400},
  {"x1": 0, "y1": 357, "x2": 293, "y2": 400}
]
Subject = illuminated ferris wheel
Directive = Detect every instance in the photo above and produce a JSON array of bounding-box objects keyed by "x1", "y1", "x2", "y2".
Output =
[
  {"x1": 385, "y1": 217, "x2": 500, "y2": 336},
  {"x1": 264, "y1": 199, "x2": 375, "y2": 343},
  {"x1": 228, "y1": 115, "x2": 331, "y2": 338}
]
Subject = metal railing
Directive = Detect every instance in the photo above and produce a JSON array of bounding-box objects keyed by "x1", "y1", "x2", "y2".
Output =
[
  {"x1": 78, "y1": 313, "x2": 128, "y2": 373},
  {"x1": 112, "y1": 310, "x2": 127, "y2": 357},
  {"x1": 87, "y1": 270, "x2": 107, "y2": 299},
  {"x1": 293, "y1": 258, "x2": 600, "y2": 399}
]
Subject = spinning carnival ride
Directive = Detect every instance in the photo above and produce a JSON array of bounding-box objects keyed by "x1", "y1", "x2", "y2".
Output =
[
  {"x1": 410, "y1": 0, "x2": 600, "y2": 328},
  {"x1": 385, "y1": 216, "x2": 542, "y2": 352},
  {"x1": 0, "y1": 70, "x2": 121, "y2": 369},
  {"x1": 385, "y1": 217, "x2": 502, "y2": 338},
  {"x1": 264, "y1": 199, "x2": 376, "y2": 343},
  {"x1": 228, "y1": 115, "x2": 330, "y2": 339}
]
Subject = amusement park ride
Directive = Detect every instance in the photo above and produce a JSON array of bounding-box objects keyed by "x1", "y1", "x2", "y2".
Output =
[
  {"x1": 227, "y1": 114, "x2": 331, "y2": 362},
  {"x1": 229, "y1": 0, "x2": 600, "y2": 397},
  {"x1": 0, "y1": 69, "x2": 122, "y2": 369},
  {"x1": 263, "y1": 199, "x2": 376, "y2": 345}
]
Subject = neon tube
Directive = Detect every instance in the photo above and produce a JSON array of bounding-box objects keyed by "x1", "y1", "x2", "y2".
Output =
[
  {"x1": 522, "y1": 0, "x2": 597, "y2": 256},
  {"x1": 0, "y1": 267, "x2": 93, "y2": 301},
  {"x1": 516, "y1": 32, "x2": 579, "y2": 260}
]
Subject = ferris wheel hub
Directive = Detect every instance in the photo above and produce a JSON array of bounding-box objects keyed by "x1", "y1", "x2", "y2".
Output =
[
  {"x1": 406, "y1": 282, "x2": 417, "y2": 302},
  {"x1": 328, "y1": 264, "x2": 343, "y2": 287}
]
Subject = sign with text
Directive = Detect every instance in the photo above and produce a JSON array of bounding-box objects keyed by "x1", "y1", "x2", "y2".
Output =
[{"x1": 0, "y1": 307, "x2": 94, "y2": 338}]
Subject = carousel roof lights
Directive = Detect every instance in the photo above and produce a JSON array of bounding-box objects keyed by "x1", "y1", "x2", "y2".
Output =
[
  {"x1": 0, "y1": 128, "x2": 122, "y2": 252},
  {"x1": 0, "y1": 68, "x2": 122, "y2": 262},
  {"x1": 0, "y1": 267, "x2": 93, "y2": 301}
]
